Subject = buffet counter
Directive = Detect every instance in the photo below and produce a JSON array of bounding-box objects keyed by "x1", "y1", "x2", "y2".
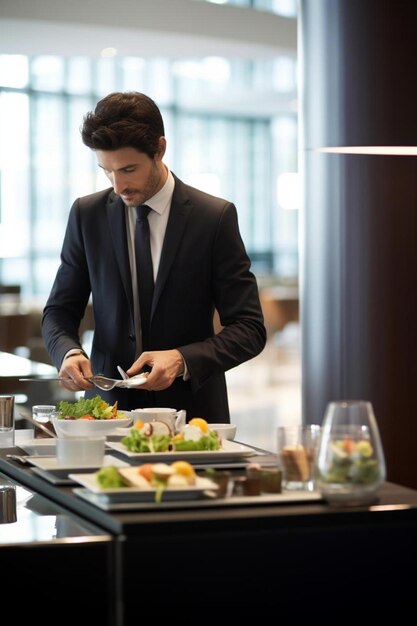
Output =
[{"x1": 1, "y1": 437, "x2": 417, "y2": 620}]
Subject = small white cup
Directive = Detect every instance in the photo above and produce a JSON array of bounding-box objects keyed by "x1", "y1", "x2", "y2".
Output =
[
  {"x1": 209, "y1": 423, "x2": 237, "y2": 441},
  {"x1": 56, "y1": 436, "x2": 106, "y2": 467},
  {"x1": 132, "y1": 407, "x2": 186, "y2": 433}
]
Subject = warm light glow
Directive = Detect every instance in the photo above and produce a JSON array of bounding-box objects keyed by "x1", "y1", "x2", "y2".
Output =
[
  {"x1": 369, "y1": 504, "x2": 411, "y2": 511},
  {"x1": 101, "y1": 47, "x2": 117, "y2": 58},
  {"x1": 277, "y1": 172, "x2": 299, "y2": 210},
  {"x1": 313, "y1": 146, "x2": 417, "y2": 155}
]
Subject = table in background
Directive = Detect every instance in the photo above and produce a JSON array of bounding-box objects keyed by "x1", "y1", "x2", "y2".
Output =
[
  {"x1": 0, "y1": 351, "x2": 59, "y2": 415},
  {"x1": 259, "y1": 284, "x2": 299, "y2": 338}
]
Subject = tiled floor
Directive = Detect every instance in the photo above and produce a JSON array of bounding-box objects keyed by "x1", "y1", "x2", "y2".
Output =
[{"x1": 226, "y1": 322, "x2": 302, "y2": 453}]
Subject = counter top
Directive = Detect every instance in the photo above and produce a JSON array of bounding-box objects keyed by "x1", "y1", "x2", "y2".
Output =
[
  {"x1": 2, "y1": 438, "x2": 417, "y2": 617},
  {"x1": 2, "y1": 440, "x2": 417, "y2": 536}
]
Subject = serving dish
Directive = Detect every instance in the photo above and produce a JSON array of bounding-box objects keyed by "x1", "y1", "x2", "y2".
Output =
[
  {"x1": 51, "y1": 414, "x2": 132, "y2": 438},
  {"x1": 105, "y1": 438, "x2": 256, "y2": 463},
  {"x1": 28, "y1": 454, "x2": 130, "y2": 485},
  {"x1": 69, "y1": 472, "x2": 219, "y2": 502},
  {"x1": 73, "y1": 486, "x2": 323, "y2": 510},
  {"x1": 209, "y1": 423, "x2": 237, "y2": 440},
  {"x1": 18, "y1": 439, "x2": 56, "y2": 456}
]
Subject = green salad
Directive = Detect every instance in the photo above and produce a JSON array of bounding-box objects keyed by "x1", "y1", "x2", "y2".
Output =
[
  {"x1": 121, "y1": 427, "x2": 220, "y2": 453},
  {"x1": 56, "y1": 395, "x2": 124, "y2": 420}
]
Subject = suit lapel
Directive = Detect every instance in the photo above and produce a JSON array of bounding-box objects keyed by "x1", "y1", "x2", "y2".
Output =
[
  {"x1": 152, "y1": 179, "x2": 191, "y2": 314},
  {"x1": 104, "y1": 179, "x2": 191, "y2": 321}
]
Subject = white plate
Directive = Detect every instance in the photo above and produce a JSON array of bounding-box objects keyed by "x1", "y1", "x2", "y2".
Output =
[
  {"x1": 19, "y1": 437, "x2": 56, "y2": 447},
  {"x1": 112, "y1": 427, "x2": 132, "y2": 437},
  {"x1": 74, "y1": 488, "x2": 323, "y2": 511},
  {"x1": 19, "y1": 439, "x2": 56, "y2": 456},
  {"x1": 26, "y1": 453, "x2": 130, "y2": 471},
  {"x1": 69, "y1": 472, "x2": 219, "y2": 502},
  {"x1": 106, "y1": 438, "x2": 257, "y2": 463}
]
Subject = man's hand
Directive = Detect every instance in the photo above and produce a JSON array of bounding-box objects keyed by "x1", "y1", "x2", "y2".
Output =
[
  {"x1": 127, "y1": 349, "x2": 185, "y2": 391},
  {"x1": 58, "y1": 354, "x2": 94, "y2": 391}
]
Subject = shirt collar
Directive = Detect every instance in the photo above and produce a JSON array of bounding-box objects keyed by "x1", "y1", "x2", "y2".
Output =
[{"x1": 145, "y1": 167, "x2": 175, "y2": 216}]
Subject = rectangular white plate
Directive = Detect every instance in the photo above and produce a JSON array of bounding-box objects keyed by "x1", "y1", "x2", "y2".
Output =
[
  {"x1": 106, "y1": 438, "x2": 257, "y2": 463},
  {"x1": 69, "y1": 472, "x2": 219, "y2": 502},
  {"x1": 26, "y1": 453, "x2": 129, "y2": 471},
  {"x1": 18, "y1": 439, "x2": 56, "y2": 456},
  {"x1": 73, "y1": 487, "x2": 323, "y2": 510}
]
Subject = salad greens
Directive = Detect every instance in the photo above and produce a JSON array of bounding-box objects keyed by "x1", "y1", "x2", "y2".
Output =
[
  {"x1": 121, "y1": 426, "x2": 221, "y2": 453},
  {"x1": 57, "y1": 395, "x2": 123, "y2": 420},
  {"x1": 174, "y1": 431, "x2": 220, "y2": 451},
  {"x1": 121, "y1": 429, "x2": 172, "y2": 453},
  {"x1": 96, "y1": 466, "x2": 129, "y2": 488}
]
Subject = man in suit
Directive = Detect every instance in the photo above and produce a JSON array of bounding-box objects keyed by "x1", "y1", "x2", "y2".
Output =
[{"x1": 42, "y1": 92, "x2": 266, "y2": 422}]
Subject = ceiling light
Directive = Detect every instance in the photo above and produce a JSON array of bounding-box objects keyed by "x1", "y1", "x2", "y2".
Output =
[
  {"x1": 313, "y1": 146, "x2": 417, "y2": 156},
  {"x1": 101, "y1": 47, "x2": 117, "y2": 58}
]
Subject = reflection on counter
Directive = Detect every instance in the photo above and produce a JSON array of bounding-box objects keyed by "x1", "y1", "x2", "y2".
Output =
[
  {"x1": 0, "y1": 472, "x2": 110, "y2": 544},
  {"x1": 0, "y1": 482, "x2": 16, "y2": 524}
]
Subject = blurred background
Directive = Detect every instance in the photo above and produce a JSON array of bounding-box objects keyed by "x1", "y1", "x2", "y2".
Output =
[{"x1": 0, "y1": 0, "x2": 301, "y2": 448}]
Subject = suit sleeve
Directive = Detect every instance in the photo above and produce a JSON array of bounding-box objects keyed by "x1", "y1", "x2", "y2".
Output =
[
  {"x1": 41, "y1": 199, "x2": 92, "y2": 370},
  {"x1": 179, "y1": 202, "x2": 266, "y2": 392}
]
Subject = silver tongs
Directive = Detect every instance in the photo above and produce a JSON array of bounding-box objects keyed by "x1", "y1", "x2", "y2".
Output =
[
  {"x1": 19, "y1": 373, "x2": 148, "y2": 391},
  {"x1": 19, "y1": 376, "x2": 72, "y2": 383}
]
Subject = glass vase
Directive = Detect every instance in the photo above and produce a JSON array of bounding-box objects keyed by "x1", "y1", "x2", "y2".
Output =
[{"x1": 315, "y1": 400, "x2": 386, "y2": 506}]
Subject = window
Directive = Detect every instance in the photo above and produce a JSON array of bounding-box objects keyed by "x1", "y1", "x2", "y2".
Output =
[{"x1": 0, "y1": 53, "x2": 298, "y2": 298}]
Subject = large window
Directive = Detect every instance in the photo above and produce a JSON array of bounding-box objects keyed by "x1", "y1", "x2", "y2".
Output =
[{"x1": 0, "y1": 53, "x2": 298, "y2": 299}]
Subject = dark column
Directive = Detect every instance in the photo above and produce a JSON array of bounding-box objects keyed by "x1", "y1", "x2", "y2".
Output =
[{"x1": 299, "y1": 0, "x2": 417, "y2": 488}]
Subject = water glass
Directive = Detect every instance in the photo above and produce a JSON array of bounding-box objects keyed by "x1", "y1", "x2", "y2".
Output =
[{"x1": 32, "y1": 404, "x2": 57, "y2": 439}]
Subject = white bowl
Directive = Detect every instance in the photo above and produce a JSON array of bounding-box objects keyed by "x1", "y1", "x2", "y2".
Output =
[
  {"x1": 209, "y1": 423, "x2": 237, "y2": 440},
  {"x1": 51, "y1": 414, "x2": 132, "y2": 438}
]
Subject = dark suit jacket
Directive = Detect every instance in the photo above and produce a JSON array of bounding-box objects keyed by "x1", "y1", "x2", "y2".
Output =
[{"x1": 42, "y1": 174, "x2": 266, "y2": 421}]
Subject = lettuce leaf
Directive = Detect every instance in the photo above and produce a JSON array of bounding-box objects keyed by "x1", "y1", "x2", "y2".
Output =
[
  {"x1": 96, "y1": 466, "x2": 129, "y2": 488},
  {"x1": 173, "y1": 432, "x2": 220, "y2": 451},
  {"x1": 57, "y1": 395, "x2": 118, "y2": 420},
  {"x1": 121, "y1": 429, "x2": 171, "y2": 453}
]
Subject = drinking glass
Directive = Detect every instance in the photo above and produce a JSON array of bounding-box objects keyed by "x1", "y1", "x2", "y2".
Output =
[
  {"x1": 315, "y1": 400, "x2": 386, "y2": 506},
  {"x1": 277, "y1": 424, "x2": 321, "y2": 491},
  {"x1": 32, "y1": 404, "x2": 57, "y2": 439}
]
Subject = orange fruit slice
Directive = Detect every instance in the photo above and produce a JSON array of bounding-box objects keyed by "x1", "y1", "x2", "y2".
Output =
[
  {"x1": 188, "y1": 417, "x2": 209, "y2": 433},
  {"x1": 171, "y1": 460, "x2": 196, "y2": 478}
]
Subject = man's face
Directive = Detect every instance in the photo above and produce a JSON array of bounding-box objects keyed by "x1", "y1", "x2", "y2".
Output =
[{"x1": 96, "y1": 143, "x2": 167, "y2": 207}]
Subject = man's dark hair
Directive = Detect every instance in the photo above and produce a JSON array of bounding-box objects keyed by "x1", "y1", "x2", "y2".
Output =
[{"x1": 81, "y1": 92, "x2": 165, "y2": 158}]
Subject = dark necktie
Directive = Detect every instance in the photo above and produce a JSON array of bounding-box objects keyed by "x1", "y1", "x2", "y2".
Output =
[{"x1": 135, "y1": 204, "x2": 154, "y2": 351}]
